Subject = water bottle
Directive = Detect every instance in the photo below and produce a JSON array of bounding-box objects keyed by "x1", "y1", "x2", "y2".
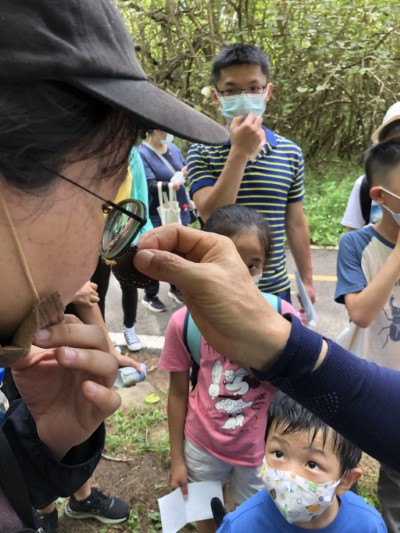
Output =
[{"x1": 114, "y1": 363, "x2": 147, "y2": 388}]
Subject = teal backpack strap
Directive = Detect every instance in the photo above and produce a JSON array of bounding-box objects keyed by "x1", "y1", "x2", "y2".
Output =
[
  {"x1": 261, "y1": 292, "x2": 282, "y2": 314},
  {"x1": 183, "y1": 309, "x2": 201, "y2": 365}
]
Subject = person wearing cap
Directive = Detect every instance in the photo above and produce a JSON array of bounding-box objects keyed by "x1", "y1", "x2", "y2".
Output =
[
  {"x1": 341, "y1": 102, "x2": 400, "y2": 231},
  {"x1": 187, "y1": 44, "x2": 315, "y2": 307},
  {"x1": 3, "y1": 1, "x2": 400, "y2": 531},
  {"x1": 0, "y1": 0, "x2": 227, "y2": 530}
]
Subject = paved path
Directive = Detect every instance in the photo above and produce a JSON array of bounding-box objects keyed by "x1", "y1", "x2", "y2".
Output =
[{"x1": 106, "y1": 247, "x2": 349, "y2": 354}]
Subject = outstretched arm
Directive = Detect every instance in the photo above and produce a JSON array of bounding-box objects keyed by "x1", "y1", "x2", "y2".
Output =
[{"x1": 131, "y1": 224, "x2": 400, "y2": 472}]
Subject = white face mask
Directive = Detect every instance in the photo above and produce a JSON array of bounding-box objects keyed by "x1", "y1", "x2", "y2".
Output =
[
  {"x1": 260, "y1": 460, "x2": 340, "y2": 524},
  {"x1": 252, "y1": 273, "x2": 262, "y2": 285},
  {"x1": 219, "y1": 93, "x2": 266, "y2": 123},
  {"x1": 160, "y1": 133, "x2": 174, "y2": 145},
  {"x1": 380, "y1": 187, "x2": 400, "y2": 225}
]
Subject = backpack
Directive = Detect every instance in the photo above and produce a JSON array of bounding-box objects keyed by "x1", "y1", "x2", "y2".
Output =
[
  {"x1": 359, "y1": 175, "x2": 372, "y2": 226},
  {"x1": 183, "y1": 292, "x2": 282, "y2": 388}
]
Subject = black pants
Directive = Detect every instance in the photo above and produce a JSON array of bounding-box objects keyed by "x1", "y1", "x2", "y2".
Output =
[{"x1": 91, "y1": 258, "x2": 138, "y2": 328}]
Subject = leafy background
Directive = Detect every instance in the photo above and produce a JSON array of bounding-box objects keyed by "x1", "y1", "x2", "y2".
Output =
[{"x1": 118, "y1": 0, "x2": 399, "y2": 246}]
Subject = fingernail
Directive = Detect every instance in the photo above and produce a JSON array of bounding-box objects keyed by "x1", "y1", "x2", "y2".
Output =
[
  {"x1": 134, "y1": 249, "x2": 155, "y2": 269},
  {"x1": 64, "y1": 347, "x2": 78, "y2": 360},
  {"x1": 35, "y1": 329, "x2": 50, "y2": 340}
]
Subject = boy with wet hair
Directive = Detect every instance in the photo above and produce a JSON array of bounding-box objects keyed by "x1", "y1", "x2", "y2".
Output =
[
  {"x1": 336, "y1": 138, "x2": 400, "y2": 532},
  {"x1": 217, "y1": 392, "x2": 386, "y2": 532}
]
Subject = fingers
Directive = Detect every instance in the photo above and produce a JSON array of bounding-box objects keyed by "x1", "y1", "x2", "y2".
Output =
[
  {"x1": 34, "y1": 322, "x2": 110, "y2": 353},
  {"x1": 114, "y1": 353, "x2": 141, "y2": 370},
  {"x1": 81, "y1": 380, "x2": 121, "y2": 418},
  {"x1": 137, "y1": 225, "x2": 235, "y2": 264},
  {"x1": 57, "y1": 345, "x2": 118, "y2": 387},
  {"x1": 63, "y1": 314, "x2": 83, "y2": 324},
  {"x1": 134, "y1": 226, "x2": 248, "y2": 298}
]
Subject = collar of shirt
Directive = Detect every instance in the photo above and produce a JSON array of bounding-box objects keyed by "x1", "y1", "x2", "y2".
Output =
[{"x1": 225, "y1": 126, "x2": 277, "y2": 152}]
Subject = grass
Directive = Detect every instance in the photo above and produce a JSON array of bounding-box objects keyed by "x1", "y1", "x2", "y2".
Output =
[
  {"x1": 104, "y1": 407, "x2": 169, "y2": 457},
  {"x1": 304, "y1": 159, "x2": 363, "y2": 247}
]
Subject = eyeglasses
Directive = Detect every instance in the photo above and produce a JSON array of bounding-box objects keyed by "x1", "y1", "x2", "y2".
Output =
[
  {"x1": 216, "y1": 85, "x2": 267, "y2": 97},
  {"x1": 44, "y1": 167, "x2": 147, "y2": 261}
]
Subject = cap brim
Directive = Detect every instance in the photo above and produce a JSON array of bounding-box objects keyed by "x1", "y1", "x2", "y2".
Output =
[
  {"x1": 371, "y1": 114, "x2": 400, "y2": 144},
  {"x1": 71, "y1": 77, "x2": 228, "y2": 146}
]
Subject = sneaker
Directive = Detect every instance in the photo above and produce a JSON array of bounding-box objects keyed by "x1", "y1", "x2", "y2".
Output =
[
  {"x1": 64, "y1": 488, "x2": 130, "y2": 525},
  {"x1": 141, "y1": 295, "x2": 167, "y2": 313},
  {"x1": 37, "y1": 508, "x2": 58, "y2": 533},
  {"x1": 123, "y1": 325, "x2": 143, "y2": 352},
  {"x1": 168, "y1": 287, "x2": 184, "y2": 304}
]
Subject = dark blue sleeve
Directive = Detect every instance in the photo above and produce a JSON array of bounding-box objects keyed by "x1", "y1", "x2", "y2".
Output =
[
  {"x1": 252, "y1": 315, "x2": 400, "y2": 472},
  {"x1": 2, "y1": 399, "x2": 105, "y2": 509}
]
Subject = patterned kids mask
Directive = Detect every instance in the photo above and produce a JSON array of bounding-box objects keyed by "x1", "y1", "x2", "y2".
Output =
[{"x1": 260, "y1": 460, "x2": 340, "y2": 524}]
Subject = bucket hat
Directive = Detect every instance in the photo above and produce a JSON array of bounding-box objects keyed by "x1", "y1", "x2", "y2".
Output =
[
  {"x1": 371, "y1": 102, "x2": 400, "y2": 144},
  {"x1": 0, "y1": 0, "x2": 227, "y2": 145}
]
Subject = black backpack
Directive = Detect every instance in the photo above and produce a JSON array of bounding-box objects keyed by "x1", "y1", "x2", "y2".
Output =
[{"x1": 359, "y1": 175, "x2": 372, "y2": 226}]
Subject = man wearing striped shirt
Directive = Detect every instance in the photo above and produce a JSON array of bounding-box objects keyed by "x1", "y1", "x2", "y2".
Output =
[{"x1": 188, "y1": 44, "x2": 315, "y2": 303}]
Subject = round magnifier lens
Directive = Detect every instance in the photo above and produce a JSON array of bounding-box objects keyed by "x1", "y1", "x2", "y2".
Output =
[{"x1": 101, "y1": 199, "x2": 146, "y2": 260}]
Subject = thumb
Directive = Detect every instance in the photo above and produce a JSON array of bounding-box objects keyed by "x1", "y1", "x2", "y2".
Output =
[{"x1": 133, "y1": 248, "x2": 196, "y2": 290}]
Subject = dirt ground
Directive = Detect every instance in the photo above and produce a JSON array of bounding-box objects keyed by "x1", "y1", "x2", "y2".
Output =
[{"x1": 58, "y1": 351, "x2": 193, "y2": 533}]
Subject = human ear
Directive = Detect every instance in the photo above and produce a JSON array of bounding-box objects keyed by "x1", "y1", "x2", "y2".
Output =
[
  {"x1": 335, "y1": 467, "x2": 362, "y2": 496},
  {"x1": 265, "y1": 83, "x2": 273, "y2": 103},
  {"x1": 369, "y1": 186, "x2": 384, "y2": 204},
  {"x1": 211, "y1": 87, "x2": 220, "y2": 106}
]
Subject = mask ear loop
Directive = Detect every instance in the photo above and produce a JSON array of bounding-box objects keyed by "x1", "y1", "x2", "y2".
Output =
[{"x1": 0, "y1": 189, "x2": 40, "y2": 304}]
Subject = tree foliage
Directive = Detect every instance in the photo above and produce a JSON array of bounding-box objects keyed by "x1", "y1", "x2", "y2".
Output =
[{"x1": 118, "y1": 0, "x2": 400, "y2": 160}]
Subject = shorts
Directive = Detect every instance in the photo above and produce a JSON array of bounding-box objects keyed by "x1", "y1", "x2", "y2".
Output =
[{"x1": 184, "y1": 439, "x2": 263, "y2": 504}]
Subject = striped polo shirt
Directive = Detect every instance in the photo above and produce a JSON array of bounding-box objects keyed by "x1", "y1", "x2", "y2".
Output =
[{"x1": 187, "y1": 127, "x2": 304, "y2": 294}]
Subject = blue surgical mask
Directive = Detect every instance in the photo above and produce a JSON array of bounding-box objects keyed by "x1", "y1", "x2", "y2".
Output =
[
  {"x1": 219, "y1": 93, "x2": 266, "y2": 123},
  {"x1": 380, "y1": 187, "x2": 400, "y2": 225},
  {"x1": 161, "y1": 133, "x2": 174, "y2": 145}
]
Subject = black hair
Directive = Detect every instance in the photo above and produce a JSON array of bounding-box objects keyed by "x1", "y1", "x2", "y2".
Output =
[
  {"x1": 265, "y1": 393, "x2": 361, "y2": 477},
  {"x1": 212, "y1": 44, "x2": 270, "y2": 86},
  {"x1": 365, "y1": 137, "x2": 400, "y2": 187},
  {"x1": 203, "y1": 204, "x2": 272, "y2": 264},
  {"x1": 0, "y1": 81, "x2": 145, "y2": 193},
  {"x1": 379, "y1": 120, "x2": 400, "y2": 142}
]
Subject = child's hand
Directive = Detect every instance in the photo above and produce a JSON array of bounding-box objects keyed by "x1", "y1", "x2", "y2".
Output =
[{"x1": 170, "y1": 461, "x2": 189, "y2": 499}]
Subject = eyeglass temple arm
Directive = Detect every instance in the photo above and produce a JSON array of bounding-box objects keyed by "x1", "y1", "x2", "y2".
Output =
[{"x1": 43, "y1": 167, "x2": 146, "y2": 224}]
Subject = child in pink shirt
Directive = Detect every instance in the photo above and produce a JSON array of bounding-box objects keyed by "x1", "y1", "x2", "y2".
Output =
[{"x1": 159, "y1": 205, "x2": 299, "y2": 533}]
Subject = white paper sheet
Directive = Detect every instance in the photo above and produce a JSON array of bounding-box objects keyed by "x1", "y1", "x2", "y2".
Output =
[
  {"x1": 294, "y1": 270, "x2": 317, "y2": 326},
  {"x1": 158, "y1": 481, "x2": 223, "y2": 533}
]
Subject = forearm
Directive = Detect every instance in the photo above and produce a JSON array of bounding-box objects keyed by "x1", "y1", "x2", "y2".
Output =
[
  {"x1": 195, "y1": 150, "x2": 248, "y2": 221},
  {"x1": 253, "y1": 315, "x2": 400, "y2": 472},
  {"x1": 167, "y1": 391, "x2": 188, "y2": 465},
  {"x1": 286, "y1": 221, "x2": 313, "y2": 285},
  {"x1": 346, "y1": 250, "x2": 400, "y2": 327}
]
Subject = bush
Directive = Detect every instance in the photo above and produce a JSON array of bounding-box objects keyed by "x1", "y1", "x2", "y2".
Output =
[{"x1": 304, "y1": 160, "x2": 362, "y2": 247}]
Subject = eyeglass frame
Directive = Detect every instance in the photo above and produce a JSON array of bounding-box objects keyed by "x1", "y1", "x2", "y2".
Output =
[
  {"x1": 43, "y1": 166, "x2": 147, "y2": 259},
  {"x1": 215, "y1": 85, "x2": 268, "y2": 97}
]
